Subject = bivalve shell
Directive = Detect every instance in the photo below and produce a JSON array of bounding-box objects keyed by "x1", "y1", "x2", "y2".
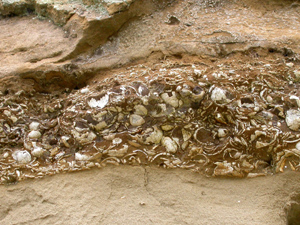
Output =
[
  {"x1": 211, "y1": 87, "x2": 232, "y2": 104},
  {"x1": 12, "y1": 150, "x2": 31, "y2": 164},
  {"x1": 28, "y1": 130, "x2": 42, "y2": 139},
  {"x1": 162, "y1": 137, "x2": 178, "y2": 153},
  {"x1": 161, "y1": 92, "x2": 179, "y2": 108},
  {"x1": 286, "y1": 109, "x2": 300, "y2": 131},
  {"x1": 129, "y1": 114, "x2": 145, "y2": 126}
]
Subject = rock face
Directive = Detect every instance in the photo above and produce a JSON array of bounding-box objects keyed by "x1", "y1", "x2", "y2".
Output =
[
  {"x1": 1, "y1": 0, "x2": 300, "y2": 184},
  {"x1": 0, "y1": 0, "x2": 152, "y2": 91}
]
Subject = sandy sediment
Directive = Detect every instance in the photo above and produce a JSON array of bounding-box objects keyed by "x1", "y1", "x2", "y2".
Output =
[{"x1": 0, "y1": 166, "x2": 299, "y2": 225}]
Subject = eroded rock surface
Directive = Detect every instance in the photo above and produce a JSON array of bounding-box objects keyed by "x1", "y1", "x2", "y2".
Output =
[{"x1": 1, "y1": 0, "x2": 300, "y2": 183}]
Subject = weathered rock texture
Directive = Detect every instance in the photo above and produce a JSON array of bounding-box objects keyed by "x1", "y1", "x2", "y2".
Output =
[{"x1": 1, "y1": 0, "x2": 300, "y2": 184}]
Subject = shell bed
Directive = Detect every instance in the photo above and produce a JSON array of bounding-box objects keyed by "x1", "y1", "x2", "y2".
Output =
[{"x1": 1, "y1": 58, "x2": 300, "y2": 184}]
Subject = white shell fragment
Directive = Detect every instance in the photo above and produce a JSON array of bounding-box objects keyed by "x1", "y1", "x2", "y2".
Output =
[
  {"x1": 12, "y1": 150, "x2": 31, "y2": 164},
  {"x1": 28, "y1": 130, "x2": 42, "y2": 139},
  {"x1": 296, "y1": 142, "x2": 300, "y2": 151},
  {"x1": 145, "y1": 127, "x2": 163, "y2": 144},
  {"x1": 108, "y1": 144, "x2": 128, "y2": 157},
  {"x1": 71, "y1": 131, "x2": 97, "y2": 144},
  {"x1": 94, "y1": 121, "x2": 107, "y2": 131},
  {"x1": 29, "y1": 122, "x2": 40, "y2": 131},
  {"x1": 75, "y1": 153, "x2": 90, "y2": 161},
  {"x1": 218, "y1": 128, "x2": 227, "y2": 138},
  {"x1": 161, "y1": 124, "x2": 174, "y2": 131},
  {"x1": 88, "y1": 95, "x2": 109, "y2": 108},
  {"x1": 161, "y1": 92, "x2": 179, "y2": 108},
  {"x1": 31, "y1": 146, "x2": 45, "y2": 157},
  {"x1": 129, "y1": 114, "x2": 145, "y2": 126},
  {"x1": 112, "y1": 137, "x2": 123, "y2": 145},
  {"x1": 134, "y1": 104, "x2": 148, "y2": 116},
  {"x1": 286, "y1": 109, "x2": 300, "y2": 131},
  {"x1": 211, "y1": 87, "x2": 231, "y2": 104},
  {"x1": 162, "y1": 137, "x2": 178, "y2": 153},
  {"x1": 80, "y1": 87, "x2": 89, "y2": 94}
]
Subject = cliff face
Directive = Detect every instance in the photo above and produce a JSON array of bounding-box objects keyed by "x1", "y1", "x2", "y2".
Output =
[
  {"x1": 2, "y1": 1, "x2": 300, "y2": 224},
  {"x1": 1, "y1": 0, "x2": 300, "y2": 182}
]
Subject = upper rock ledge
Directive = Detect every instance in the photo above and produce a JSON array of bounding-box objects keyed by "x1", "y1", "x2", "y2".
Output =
[
  {"x1": 0, "y1": 0, "x2": 136, "y2": 24},
  {"x1": 1, "y1": 0, "x2": 300, "y2": 92}
]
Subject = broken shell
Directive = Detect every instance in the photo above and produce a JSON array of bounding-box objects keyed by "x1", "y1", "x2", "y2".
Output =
[
  {"x1": 112, "y1": 137, "x2": 122, "y2": 145},
  {"x1": 28, "y1": 130, "x2": 42, "y2": 139},
  {"x1": 162, "y1": 137, "x2": 178, "y2": 153},
  {"x1": 75, "y1": 153, "x2": 90, "y2": 161},
  {"x1": 217, "y1": 128, "x2": 227, "y2": 138},
  {"x1": 12, "y1": 150, "x2": 31, "y2": 164},
  {"x1": 71, "y1": 130, "x2": 96, "y2": 144},
  {"x1": 211, "y1": 87, "x2": 232, "y2": 104},
  {"x1": 286, "y1": 109, "x2": 300, "y2": 131},
  {"x1": 88, "y1": 95, "x2": 109, "y2": 108},
  {"x1": 80, "y1": 87, "x2": 89, "y2": 94},
  {"x1": 129, "y1": 114, "x2": 145, "y2": 126},
  {"x1": 31, "y1": 143, "x2": 45, "y2": 157},
  {"x1": 134, "y1": 105, "x2": 148, "y2": 116},
  {"x1": 191, "y1": 86, "x2": 205, "y2": 101},
  {"x1": 256, "y1": 141, "x2": 270, "y2": 149},
  {"x1": 182, "y1": 129, "x2": 192, "y2": 142},
  {"x1": 94, "y1": 121, "x2": 107, "y2": 131},
  {"x1": 108, "y1": 144, "x2": 128, "y2": 157},
  {"x1": 214, "y1": 161, "x2": 234, "y2": 176},
  {"x1": 29, "y1": 122, "x2": 40, "y2": 131},
  {"x1": 145, "y1": 127, "x2": 163, "y2": 144},
  {"x1": 161, "y1": 124, "x2": 174, "y2": 131},
  {"x1": 103, "y1": 134, "x2": 116, "y2": 140},
  {"x1": 161, "y1": 92, "x2": 179, "y2": 108}
]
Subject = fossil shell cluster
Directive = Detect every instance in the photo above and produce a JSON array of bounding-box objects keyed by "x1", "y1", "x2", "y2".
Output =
[{"x1": 1, "y1": 57, "x2": 300, "y2": 183}]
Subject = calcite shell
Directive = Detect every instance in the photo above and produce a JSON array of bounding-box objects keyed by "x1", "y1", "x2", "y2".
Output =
[
  {"x1": 112, "y1": 137, "x2": 122, "y2": 145},
  {"x1": 214, "y1": 161, "x2": 234, "y2": 176},
  {"x1": 32, "y1": 146, "x2": 45, "y2": 157},
  {"x1": 145, "y1": 127, "x2": 163, "y2": 144},
  {"x1": 71, "y1": 131, "x2": 97, "y2": 144},
  {"x1": 217, "y1": 128, "x2": 227, "y2": 138},
  {"x1": 94, "y1": 121, "x2": 107, "y2": 131},
  {"x1": 134, "y1": 104, "x2": 148, "y2": 116},
  {"x1": 28, "y1": 130, "x2": 42, "y2": 139},
  {"x1": 12, "y1": 150, "x2": 31, "y2": 164},
  {"x1": 211, "y1": 87, "x2": 231, "y2": 104},
  {"x1": 162, "y1": 137, "x2": 178, "y2": 153},
  {"x1": 286, "y1": 109, "x2": 300, "y2": 131},
  {"x1": 75, "y1": 153, "x2": 90, "y2": 161},
  {"x1": 129, "y1": 114, "x2": 145, "y2": 126},
  {"x1": 88, "y1": 95, "x2": 109, "y2": 108},
  {"x1": 108, "y1": 144, "x2": 128, "y2": 157},
  {"x1": 161, "y1": 124, "x2": 174, "y2": 131},
  {"x1": 29, "y1": 122, "x2": 40, "y2": 131},
  {"x1": 161, "y1": 92, "x2": 179, "y2": 108},
  {"x1": 31, "y1": 142, "x2": 45, "y2": 157}
]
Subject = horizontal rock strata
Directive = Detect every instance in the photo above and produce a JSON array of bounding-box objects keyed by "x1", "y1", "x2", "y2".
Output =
[{"x1": 1, "y1": 56, "x2": 300, "y2": 183}]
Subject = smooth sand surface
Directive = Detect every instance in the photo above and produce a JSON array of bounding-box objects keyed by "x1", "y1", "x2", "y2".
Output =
[{"x1": 0, "y1": 166, "x2": 299, "y2": 224}]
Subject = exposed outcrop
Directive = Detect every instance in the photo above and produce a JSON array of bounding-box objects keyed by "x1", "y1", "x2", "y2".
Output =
[{"x1": 1, "y1": 0, "x2": 300, "y2": 185}]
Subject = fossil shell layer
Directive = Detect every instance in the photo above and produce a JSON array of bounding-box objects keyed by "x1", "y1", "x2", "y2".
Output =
[{"x1": 1, "y1": 56, "x2": 300, "y2": 183}]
